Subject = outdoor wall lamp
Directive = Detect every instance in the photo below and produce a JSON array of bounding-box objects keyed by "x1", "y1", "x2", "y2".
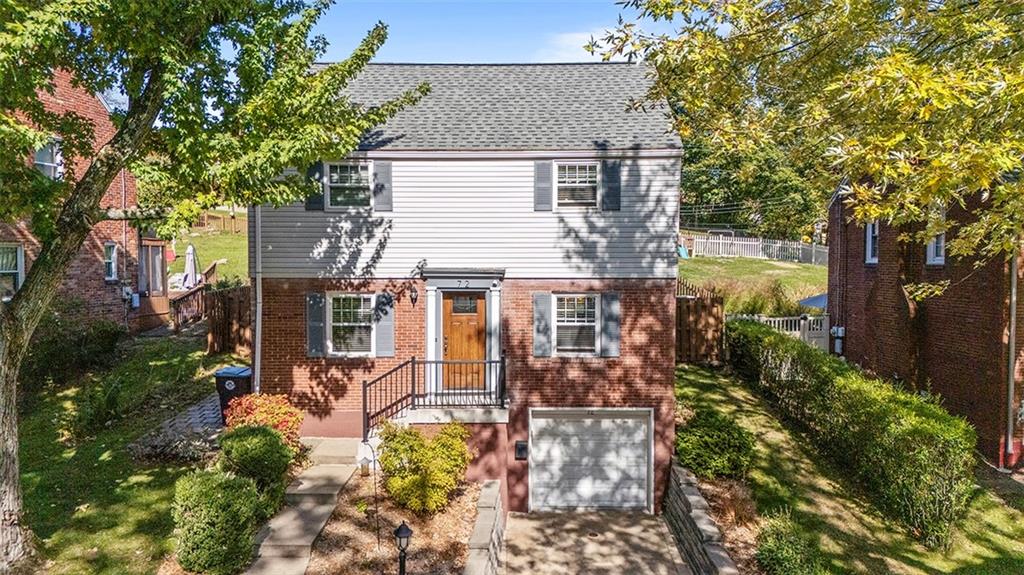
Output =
[
  {"x1": 409, "y1": 285, "x2": 419, "y2": 306},
  {"x1": 394, "y1": 521, "x2": 413, "y2": 575}
]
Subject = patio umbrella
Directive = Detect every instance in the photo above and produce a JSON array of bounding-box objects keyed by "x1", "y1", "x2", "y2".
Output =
[{"x1": 182, "y1": 244, "x2": 199, "y2": 289}]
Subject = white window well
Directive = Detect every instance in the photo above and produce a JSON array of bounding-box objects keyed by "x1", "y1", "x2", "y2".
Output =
[
  {"x1": 34, "y1": 141, "x2": 63, "y2": 180},
  {"x1": 555, "y1": 162, "x2": 599, "y2": 208},
  {"x1": 325, "y1": 162, "x2": 372, "y2": 208},
  {"x1": 0, "y1": 244, "x2": 24, "y2": 302},
  {"x1": 328, "y1": 293, "x2": 375, "y2": 356},
  {"x1": 103, "y1": 242, "x2": 118, "y2": 281},
  {"x1": 554, "y1": 294, "x2": 600, "y2": 354},
  {"x1": 865, "y1": 220, "x2": 879, "y2": 264}
]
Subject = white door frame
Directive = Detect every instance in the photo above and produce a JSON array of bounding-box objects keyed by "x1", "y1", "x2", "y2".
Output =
[{"x1": 424, "y1": 281, "x2": 502, "y2": 395}]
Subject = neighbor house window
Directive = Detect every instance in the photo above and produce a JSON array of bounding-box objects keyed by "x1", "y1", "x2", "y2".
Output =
[
  {"x1": 926, "y1": 232, "x2": 946, "y2": 265},
  {"x1": 328, "y1": 294, "x2": 375, "y2": 356},
  {"x1": 865, "y1": 220, "x2": 879, "y2": 264},
  {"x1": 0, "y1": 244, "x2": 24, "y2": 302},
  {"x1": 103, "y1": 242, "x2": 118, "y2": 281},
  {"x1": 325, "y1": 162, "x2": 372, "y2": 208},
  {"x1": 34, "y1": 141, "x2": 62, "y2": 180},
  {"x1": 555, "y1": 162, "x2": 599, "y2": 208},
  {"x1": 554, "y1": 294, "x2": 599, "y2": 354}
]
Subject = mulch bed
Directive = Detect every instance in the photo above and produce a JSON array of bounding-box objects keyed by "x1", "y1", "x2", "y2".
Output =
[
  {"x1": 697, "y1": 478, "x2": 762, "y2": 575},
  {"x1": 306, "y1": 474, "x2": 481, "y2": 575}
]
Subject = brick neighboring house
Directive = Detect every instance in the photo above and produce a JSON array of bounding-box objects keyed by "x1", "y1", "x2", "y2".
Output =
[
  {"x1": 250, "y1": 63, "x2": 681, "y2": 512},
  {"x1": 1, "y1": 70, "x2": 169, "y2": 332},
  {"x1": 828, "y1": 195, "x2": 1024, "y2": 468}
]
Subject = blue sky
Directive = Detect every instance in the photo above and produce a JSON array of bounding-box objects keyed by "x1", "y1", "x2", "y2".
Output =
[{"x1": 314, "y1": 0, "x2": 674, "y2": 63}]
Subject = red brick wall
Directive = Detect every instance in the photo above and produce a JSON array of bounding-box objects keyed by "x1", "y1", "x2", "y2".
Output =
[
  {"x1": 258, "y1": 277, "x2": 677, "y2": 511},
  {"x1": 828, "y1": 199, "x2": 1010, "y2": 463},
  {"x1": 3, "y1": 70, "x2": 145, "y2": 329}
]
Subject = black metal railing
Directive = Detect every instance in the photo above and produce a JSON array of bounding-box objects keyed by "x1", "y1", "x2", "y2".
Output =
[{"x1": 362, "y1": 356, "x2": 507, "y2": 440}]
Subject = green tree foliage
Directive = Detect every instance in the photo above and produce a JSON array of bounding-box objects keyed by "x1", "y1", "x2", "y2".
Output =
[{"x1": 594, "y1": 1, "x2": 1024, "y2": 263}]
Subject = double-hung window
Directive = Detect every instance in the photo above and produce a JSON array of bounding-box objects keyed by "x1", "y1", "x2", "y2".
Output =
[
  {"x1": 926, "y1": 232, "x2": 946, "y2": 265},
  {"x1": 865, "y1": 220, "x2": 879, "y2": 264},
  {"x1": 555, "y1": 162, "x2": 599, "y2": 208},
  {"x1": 103, "y1": 242, "x2": 118, "y2": 281},
  {"x1": 0, "y1": 244, "x2": 24, "y2": 302},
  {"x1": 34, "y1": 142, "x2": 63, "y2": 180},
  {"x1": 554, "y1": 294, "x2": 599, "y2": 354},
  {"x1": 325, "y1": 162, "x2": 372, "y2": 208},
  {"x1": 328, "y1": 294, "x2": 375, "y2": 356}
]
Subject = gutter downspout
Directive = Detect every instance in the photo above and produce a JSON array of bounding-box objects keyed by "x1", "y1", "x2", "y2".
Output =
[
  {"x1": 1006, "y1": 250, "x2": 1019, "y2": 464},
  {"x1": 254, "y1": 205, "x2": 263, "y2": 394}
]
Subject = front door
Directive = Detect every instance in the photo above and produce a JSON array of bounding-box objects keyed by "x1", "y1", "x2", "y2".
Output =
[{"x1": 442, "y1": 291, "x2": 487, "y2": 390}]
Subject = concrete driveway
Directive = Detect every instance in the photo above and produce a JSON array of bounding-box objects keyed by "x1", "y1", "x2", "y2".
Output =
[{"x1": 503, "y1": 512, "x2": 692, "y2": 575}]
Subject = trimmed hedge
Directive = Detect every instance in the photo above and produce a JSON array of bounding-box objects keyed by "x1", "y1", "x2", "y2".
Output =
[
  {"x1": 378, "y1": 421, "x2": 472, "y2": 514},
  {"x1": 726, "y1": 320, "x2": 976, "y2": 547},
  {"x1": 218, "y1": 425, "x2": 293, "y2": 519},
  {"x1": 173, "y1": 470, "x2": 261, "y2": 575},
  {"x1": 756, "y1": 510, "x2": 831, "y2": 575},
  {"x1": 676, "y1": 408, "x2": 755, "y2": 479}
]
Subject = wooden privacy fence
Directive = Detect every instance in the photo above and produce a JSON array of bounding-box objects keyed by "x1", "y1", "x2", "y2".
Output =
[
  {"x1": 676, "y1": 281, "x2": 724, "y2": 364},
  {"x1": 689, "y1": 234, "x2": 828, "y2": 266},
  {"x1": 206, "y1": 285, "x2": 252, "y2": 356},
  {"x1": 728, "y1": 313, "x2": 830, "y2": 351}
]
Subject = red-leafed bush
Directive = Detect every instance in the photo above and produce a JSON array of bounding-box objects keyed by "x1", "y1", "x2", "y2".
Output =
[{"x1": 224, "y1": 394, "x2": 304, "y2": 453}]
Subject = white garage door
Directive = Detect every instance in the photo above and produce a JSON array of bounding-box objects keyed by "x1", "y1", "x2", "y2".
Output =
[{"x1": 529, "y1": 409, "x2": 652, "y2": 511}]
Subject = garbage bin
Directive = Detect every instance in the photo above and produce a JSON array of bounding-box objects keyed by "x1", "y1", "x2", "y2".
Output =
[{"x1": 214, "y1": 366, "x2": 252, "y2": 424}]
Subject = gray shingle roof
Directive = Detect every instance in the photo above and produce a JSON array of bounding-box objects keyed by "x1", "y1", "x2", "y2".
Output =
[{"x1": 321, "y1": 63, "x2": 679, "y2": 152}]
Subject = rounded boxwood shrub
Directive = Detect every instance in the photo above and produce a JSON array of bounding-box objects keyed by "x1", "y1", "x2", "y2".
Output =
[
  {"x1": 218, "y1": 425, "x2": 293, "y2": 519},
  {"x1": 756, "y1": 511, "x2": 831, "y2": 575},
  {"x1": 676, "y1": 408, "x2": 755, "y2": 479},
  {"x1": 173, "y1": 470, "x2": 261, "y2": 575}
]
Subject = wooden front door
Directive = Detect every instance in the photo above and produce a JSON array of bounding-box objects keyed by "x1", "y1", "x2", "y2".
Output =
[{"x1": 442, "y1": 291, "x2": 487, "y2": 390}]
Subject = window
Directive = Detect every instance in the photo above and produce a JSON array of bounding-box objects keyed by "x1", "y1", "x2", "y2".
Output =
[
  {"x1": 926, "y1": 232, "x2": 946, "y2": 265},
  {"x1": 0, "y1": 244, "x2": 24, "y2": 302},
  {"x1": 328, "y1": 294, "x2": 375, "y2": 356},
  {"x1": 865, "y1": 220, "x2": 879, "y2": 264},
  {"x1": 555, "y1": 162, "x2": 599, "y2": 208},
  {"x1": 103, "y1": 242, "x2": 118, "y2": 281},
  {"x1": 325, "y1": 162, "x2": 371, "y2": 208},
  {"x1": 554, "y1": 294, "x2": 599, "y2": 354},
  {"x1": 34, "y1": 142, "x2": 62, "y2": 180}
]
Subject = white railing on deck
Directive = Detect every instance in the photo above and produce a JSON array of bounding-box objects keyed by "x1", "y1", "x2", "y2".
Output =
[
  {"x1": 690, "y1": 235, "x2": 828, "y2": 266},
  {"x1": 729, "y1": 313, "x2": 830, "y2": 351}
]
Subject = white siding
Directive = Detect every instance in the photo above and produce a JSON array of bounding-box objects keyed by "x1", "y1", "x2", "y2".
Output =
[{"x1": 255, "y1": 157, "x2": 680, "y2": 279}]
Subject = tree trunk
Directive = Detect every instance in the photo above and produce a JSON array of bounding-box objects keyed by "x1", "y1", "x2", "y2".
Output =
[
  {"x1": 0, "y1": 68, "x2": 165, "y2": 571},
  {"x1": 896, "y1": 228, "x2": 927, "y2": 389}
]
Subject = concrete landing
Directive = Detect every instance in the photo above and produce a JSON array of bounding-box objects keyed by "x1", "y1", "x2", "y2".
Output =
[{"x1": 306, "y1": 438, "x2": 360, "y2": 465}]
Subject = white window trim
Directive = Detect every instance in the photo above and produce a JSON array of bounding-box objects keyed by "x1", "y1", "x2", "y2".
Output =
[
  {"x1": 0, "y1": 243, "x2": 25, "y2": 302},
  {"x1": 553, "y1": 160, "x2": 601, "y2": 210},
  {"x1": 865, "y1": 220, "x2": 879, "y2": 264},
  {"x1": 103, "y1": 241, "x2": 119, "y2": 281},
  {"x1": 926, "y1": 233, "x2": 946, "y2": 265},
  {"x1": 323, "y1": 160, "x2": 374, "y2": 210},
  {"x1": 551, "y1": 292, "x2": 601, "y2": 357},
  {"x1": 34, "y1": 140, "x2": 64, "y2": 180},
  {"x1": 325, "y1": 292, "x2": 376, "y2": 358}
]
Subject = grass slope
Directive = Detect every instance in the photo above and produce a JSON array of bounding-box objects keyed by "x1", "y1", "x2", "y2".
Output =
[
  {"x1": 678, "y1": 257, "x2": 827, "y2": 297},
  {"x1": 18, "y1": 336, "x2": 239, "y2": 575},
  {"x1": 676, "y1": 365, "x2": 1024, "y2": 574},
  {"x1": 170, "y1": 230, "x2": 248, "y2": 283}
]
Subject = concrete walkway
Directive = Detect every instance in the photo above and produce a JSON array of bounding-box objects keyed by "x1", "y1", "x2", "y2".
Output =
[
  {"x1": 246, "y1": 438, "x2": 360, "y2": 575},
  {"x1": 128, "y1": 392, "x2": 222, "y2": 460},
  {"x1": 504, "y1": 512, "x2": 692, "y2": 575}
]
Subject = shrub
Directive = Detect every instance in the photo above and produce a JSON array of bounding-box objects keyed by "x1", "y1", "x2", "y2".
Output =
[
  {"x1": 377, "y1": 421, "x2": 472, "y2": 514},
  {"x1": 173, "y1": 470, "x2": 261, "y2": 575},
  {"x1": 68, "y1": 378, "x2": 125, "y2": 437},
  {"x1": 218, "y1": 425, "x2": 293, "y2": 519},
  {"x1": 225, "y1": 394, "x2": 303, "y2": 454},
  {"x1": 675, "y1": 408, "x2": 754, "y2": 479},
  {"x1": 756, "y1": 511, "x2": 831, "y2": 575},
  {"x1": 726, "y1": 320, "x2": 976, "y2": 547},
  {"x1": 21, "y1": 299, "x2": 125, "y2": 389},
  {"x1": 720, "y1": 279, "x2": 811, "y2": 316}
]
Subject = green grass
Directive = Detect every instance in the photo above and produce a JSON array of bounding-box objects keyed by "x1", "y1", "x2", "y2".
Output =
[
  {"x1": 170, "y1": 230, "x2": 248, "y2": 283},
  {"x1": 18, "y1": 336, "x2": 240, "y2": 575},
  {"x1": 679, "y1": 256, "x2": 827, "y2": 297},
  {"x1": 676, "y1": 364, "x2": 1024, "y2": 574}
]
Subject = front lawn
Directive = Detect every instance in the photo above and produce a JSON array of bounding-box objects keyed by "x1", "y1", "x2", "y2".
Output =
[
  {"x1": 676, "y1": 365, "x2": 1024, "y2": 574},
  {"x1": 18, "y1": 335, "x2": 240, "y2": 575}
]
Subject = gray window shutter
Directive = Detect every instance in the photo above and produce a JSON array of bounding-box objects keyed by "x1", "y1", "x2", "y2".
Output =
[
  {"x1": 534, "y1": 161, "x2": 552, "y2": 212},
  {"x1": 601, "y1": 160, "x2": 621, "y2": 211},
  {"x1": 375, "y1": 292, "x2": 395, "y2": 357},
  {"x1": 306, "y1": 292, "x2": 326, "y2": 357},
  {"x1": 373, "y1": 161, "x2": 393, "y2": 212},
  {"x1": 305, "y1": 161, "x2": 325, "y2": 211},
  {"x1": 533, "y1": 292, "x2": 552, "y2": 357},
  {"x1": 600, "y1": 292, "x2": 621, "y2": 358}
]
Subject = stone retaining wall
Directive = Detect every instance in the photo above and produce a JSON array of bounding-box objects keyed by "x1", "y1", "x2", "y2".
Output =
[
  {"x1": 664, "y1": 464, "x2": 739, "y2": 575},
  {"x1": 464, "y1": 480, "x2": 504, "y2": 575}
]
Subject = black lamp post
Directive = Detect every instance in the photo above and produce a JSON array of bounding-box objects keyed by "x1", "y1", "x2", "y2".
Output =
[{"x1": 394, "y1": 521, "x2": 413, "y2": 575}]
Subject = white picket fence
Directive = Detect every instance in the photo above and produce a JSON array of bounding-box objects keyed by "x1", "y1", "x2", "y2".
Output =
[
  {"x1": 690, "y1": 235, "x2": 828, "y2": 266},
  {"x1": 729, "y1": 313, "x2": 830, "y2": 351}
]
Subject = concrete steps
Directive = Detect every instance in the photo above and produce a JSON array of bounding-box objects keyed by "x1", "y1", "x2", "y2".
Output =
[{"x1": 304, "y1": 437, "x2": 360, "y2": 465}]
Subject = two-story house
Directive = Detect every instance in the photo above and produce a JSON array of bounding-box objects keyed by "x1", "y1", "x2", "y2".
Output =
[
  {"x1": 2, "y1": 70, "x2": 169, "y2": 331},
  {"x1": 250, "y1": 63, "x2": 681, "y2": 512}
]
